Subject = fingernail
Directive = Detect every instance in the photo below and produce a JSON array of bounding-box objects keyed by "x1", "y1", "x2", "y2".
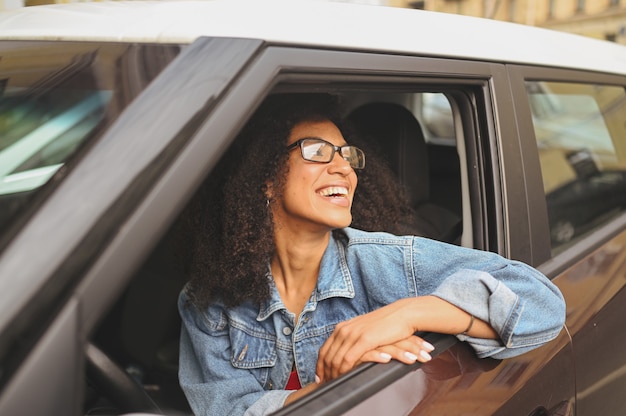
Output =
[
  {"x1": 315, "y1": 374, "x2": 321, "y2": 384},
  {"x1": 380, "y1": 352, "x2": 392, "y2": 361},
  {"x1": 404, "y1": 351, "x2": 418, "y2": 362},
  {"x1": 420, "y1": 350, "x2": 432, "y2": 361},
  {"x1": 423, "y1": 342, "x2": 435, "y2": 352}
]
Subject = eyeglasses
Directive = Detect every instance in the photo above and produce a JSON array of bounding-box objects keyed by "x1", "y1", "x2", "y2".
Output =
[{"x1": 286, "y1": 138, "x2": 365, "y2": 169}]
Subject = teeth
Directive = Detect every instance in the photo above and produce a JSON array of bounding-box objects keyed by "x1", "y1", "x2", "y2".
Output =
[{"x1": 319, "y1": 186, "x2": 348, "y2": 197}]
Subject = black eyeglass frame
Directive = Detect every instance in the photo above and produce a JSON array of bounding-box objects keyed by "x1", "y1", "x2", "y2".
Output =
[{"x1": 286, "y1": 137, "x2": 366, "y2": 169}]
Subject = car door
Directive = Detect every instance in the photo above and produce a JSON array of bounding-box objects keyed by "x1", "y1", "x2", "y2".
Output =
[
  {"x1": 0, "y1": 37, "x2": 264, "y2": 415},
  {"x1": 508, "y1": 65, "x2": 626, "y2": 416}
]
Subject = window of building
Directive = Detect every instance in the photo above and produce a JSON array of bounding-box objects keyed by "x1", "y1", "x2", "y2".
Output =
[
  {"x1": 576, "y1": 0, "x2": 585, "y2": 13},
  {"x1": 548, "y1": 0, "x2": 556, "y2": 18},
  {"x1": 508, "y1": 0, "x2": 517, "y2": 22}
]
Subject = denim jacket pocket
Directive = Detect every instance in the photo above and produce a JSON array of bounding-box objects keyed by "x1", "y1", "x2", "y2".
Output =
[{"x1": 229, "y1": 325, "x2": 277, "y2": 389}]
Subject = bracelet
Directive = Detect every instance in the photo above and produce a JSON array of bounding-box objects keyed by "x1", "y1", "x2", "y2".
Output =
[{"x1": 460, "y1": 314, "x2": 475, "y2": 336}]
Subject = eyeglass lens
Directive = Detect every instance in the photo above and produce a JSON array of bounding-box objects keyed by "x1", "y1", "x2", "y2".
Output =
[{"x1": 300, "y1": 139, "x2": 365, "y2": 169}]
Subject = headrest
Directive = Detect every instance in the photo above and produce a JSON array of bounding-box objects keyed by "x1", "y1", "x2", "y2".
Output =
[{"x1": 346, "y1": 102, "x2": 429, "y2": 207}]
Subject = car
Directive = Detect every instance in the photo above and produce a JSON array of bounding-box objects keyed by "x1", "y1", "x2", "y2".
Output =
[{"x1": 0, "y1": 1, "x2": 625, "y2": 415}]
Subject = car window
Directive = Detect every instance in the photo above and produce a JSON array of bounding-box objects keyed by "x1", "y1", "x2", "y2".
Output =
[
  {"x1": 0, "y1": 87, "x2": 112, "y2": 195},
  {"x1": 525, "y1": 81, "x2": 626, "y2": 253},
  {"x1": 419, "y1": 92, "x2": 456, "y2": 142},
  {"x1": 0, "y1": 42, "x2": 180, "y2": 245}
]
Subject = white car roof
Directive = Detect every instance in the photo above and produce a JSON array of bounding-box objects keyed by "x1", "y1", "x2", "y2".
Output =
[{"x1": 0, "y1": 0, "x2": 625, "y2": 76}]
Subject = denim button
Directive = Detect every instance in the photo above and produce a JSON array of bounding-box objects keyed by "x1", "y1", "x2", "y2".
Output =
[{"x1": 283, "y1": 327, "x2": 292, "y2": 336}]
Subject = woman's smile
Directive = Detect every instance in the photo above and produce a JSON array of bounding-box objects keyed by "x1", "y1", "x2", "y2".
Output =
[{"x1": 316, "y1": 184, "x2": 351, "y2": 207}]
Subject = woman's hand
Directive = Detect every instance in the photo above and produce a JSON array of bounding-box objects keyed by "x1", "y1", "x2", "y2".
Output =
[
  {"x1": 358, "y1": 334, "x2": 435, "y2": 366},
  {"x1": 286, "y1": 334, "x2": 433, "y2": 408},
  {"x1": 315, "y1": 295, "x2": 497, "y2": 382},
  {"x1": 315, "y1": 298, "x2": 426, "y2": 382}
]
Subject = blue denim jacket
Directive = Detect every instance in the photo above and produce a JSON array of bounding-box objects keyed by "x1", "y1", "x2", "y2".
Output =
[{"x1": 178, "y1": 228, "x2": 565, "y2": 416}]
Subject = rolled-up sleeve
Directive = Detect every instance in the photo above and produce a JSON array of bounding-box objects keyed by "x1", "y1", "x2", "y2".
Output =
[
  {"x1": 413, "y1": 239, "x2": 565, "y2": 359},
  {"x1": 178, "y1": 290, "x2": 291, "y2": 415}
]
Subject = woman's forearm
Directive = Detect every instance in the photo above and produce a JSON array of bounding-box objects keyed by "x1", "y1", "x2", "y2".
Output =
[
  {"x1": 403, "y1": 295, "x2": 499, "y2": 339},
  {"x1": 283, "y1": 382, "x2": 320, "y2": 406}
]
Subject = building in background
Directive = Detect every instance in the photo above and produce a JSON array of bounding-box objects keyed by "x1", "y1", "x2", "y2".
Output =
[
  {"x1": 402, "y1": 0, "x2": 626, "y2": 44},
  {"x1": 1, "y1": 0, "x2": 626, "y2": 45}
]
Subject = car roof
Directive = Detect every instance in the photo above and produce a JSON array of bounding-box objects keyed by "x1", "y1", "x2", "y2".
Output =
[{"x1": 0, "y1": 0, "x2": 625, "y2": 76}]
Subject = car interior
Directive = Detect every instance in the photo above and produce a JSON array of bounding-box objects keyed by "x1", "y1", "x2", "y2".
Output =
[{"x1": 83, "y1": 90, "x2": 465, "y2": 415}]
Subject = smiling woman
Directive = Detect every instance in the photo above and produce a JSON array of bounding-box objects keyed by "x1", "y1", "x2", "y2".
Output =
[
  {"x1": 276, "y1": 118, "x2": 358, "y2": 232},
  {"x1": 176, "y1": 93, "x2": 566, "y2": 416}
]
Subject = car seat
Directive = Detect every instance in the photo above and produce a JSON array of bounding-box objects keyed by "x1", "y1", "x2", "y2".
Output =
[
  {"x1": 90, "y1": 234, "x2": 191, "y2": 414},
  {"x1": 346, "y1": 102, "x2": 462, "y2": 243}
]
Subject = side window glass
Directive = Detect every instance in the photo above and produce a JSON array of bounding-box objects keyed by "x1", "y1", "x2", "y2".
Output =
[
  {"x1": 0, "y1": 84, "x2": 113, "y2": 203},
  {"x1": 0, "y1": 43, "x2": 180, "y2": 242},
  {"x1": 526, "y1": 81, "x2": 626, "y2": 253}
]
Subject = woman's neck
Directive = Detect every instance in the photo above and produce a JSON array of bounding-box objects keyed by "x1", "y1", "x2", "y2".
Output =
[{"x1": 271, "y1": 228, "x2": 330, "y2": 318}]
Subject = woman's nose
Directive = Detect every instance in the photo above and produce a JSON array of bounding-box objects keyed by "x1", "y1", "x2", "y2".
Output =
[{"x1": 328, "y1": 152, "x2": 353, "y2": 175}]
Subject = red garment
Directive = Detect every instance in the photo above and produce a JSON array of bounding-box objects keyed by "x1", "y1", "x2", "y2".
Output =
[{"x1": 285, "y1": 370, "x2": 302, "y2": 390}]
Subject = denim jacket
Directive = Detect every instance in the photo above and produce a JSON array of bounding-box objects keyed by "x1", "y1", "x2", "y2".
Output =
[{"x1": 178, "y1": 228, "x2": 565, "y2": 416}]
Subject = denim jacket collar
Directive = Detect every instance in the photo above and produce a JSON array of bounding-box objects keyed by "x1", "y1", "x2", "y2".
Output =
[{"x1": 256, "y1": 231, "x2": 355, "y2": 321}]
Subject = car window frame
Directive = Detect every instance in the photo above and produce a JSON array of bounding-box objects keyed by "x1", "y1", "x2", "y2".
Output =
[
  {"x1": 233, "y1": 50, "x2": 565, "y2": 415},
  {"x1": 57, "y1": 43, "x2": 517, "y2": 414},
  {"x1": 157, "y1": 47, "x2": 527, "y2": 414},
  {"x1": 102, "y1": 47, "x2": 525, "y2": 415}
]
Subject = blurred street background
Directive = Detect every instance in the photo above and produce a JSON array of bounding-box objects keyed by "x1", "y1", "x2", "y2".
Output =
[{"x1": 0, "y1": 0, "x2": 624, "y2": 45}]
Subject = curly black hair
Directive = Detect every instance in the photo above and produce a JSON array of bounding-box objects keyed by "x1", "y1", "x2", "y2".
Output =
[{"x1": 183, "y1": 93, "x2": 415, "y2": 310}]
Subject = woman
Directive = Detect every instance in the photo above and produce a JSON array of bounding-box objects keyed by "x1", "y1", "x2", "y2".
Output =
[{"x1": 178, "y1": 94, "x2": 565, "y2": 415}]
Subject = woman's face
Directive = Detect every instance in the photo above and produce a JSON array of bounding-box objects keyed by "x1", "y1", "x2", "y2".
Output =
[{"x1": 271, "y1": 119, "x2": 358, "y2": 233}]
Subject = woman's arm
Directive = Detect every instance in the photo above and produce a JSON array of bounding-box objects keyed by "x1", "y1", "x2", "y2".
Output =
[
  {"x1": 316, "y1": 237, "x2": 565, "y2": 382},
  {"x1": 283, "y1": 381, "x2": 321, "y2": 406},
  {"x1": 315, "y1": 295, "x2": 497, "y2": 382}
]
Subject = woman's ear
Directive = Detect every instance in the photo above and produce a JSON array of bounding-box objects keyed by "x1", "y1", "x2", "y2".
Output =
[{"x1": 264, "y1": 182, "x2": 274, "y2": 202}]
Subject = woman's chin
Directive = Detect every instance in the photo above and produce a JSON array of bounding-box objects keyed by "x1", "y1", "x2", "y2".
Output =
[{"x1": 327, "y1": 216, "x2": 352, "y2": 230}]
